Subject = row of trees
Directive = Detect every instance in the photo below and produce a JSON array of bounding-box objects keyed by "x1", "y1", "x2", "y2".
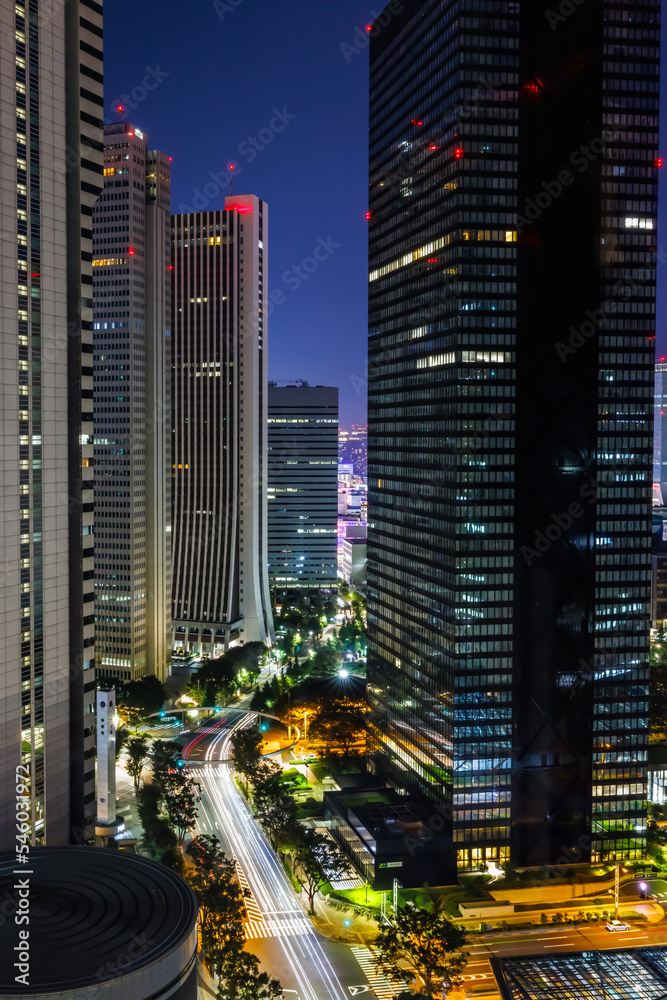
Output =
[
  {"x1": 134, "y1": 740, "x2": 199, "y2": 871},
  {"x1": 230, "y1": 727, "x2": 348, "y2": 913},
  {"x1": 187, "y1": 642, "x2": 267, "y2": 706},
  {"x1": 185, "y1": 834, "x2": 282, "y2": 998}
]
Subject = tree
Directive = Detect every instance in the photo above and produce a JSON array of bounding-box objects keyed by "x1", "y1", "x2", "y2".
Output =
[
  {"x1": 216, "y1": 947, "x2": 283, "y2": 1000},
  {"x1": 116, "y1": 675, "x2": 167, "y2": 725},
  {"x1": 374, "y1": 904, "x2": 468, "y2": 999},
  {"x1": 230, "y1": 726, "x2": 263, "y2": 795},
  {"x1": 150, "y1": 739, "x2": 183, "y2": 793},
  {"x1": 309, "y1": 703, "x2": 367, "y2": 758},
  {"x1": 125, "y1": 734, "x2": 151, "y2": 790},
  {"x1": 310, "y1": 645, "x2": 342, "y2": 677},
  {"x1": 163, "y1": 767, "x2": 200, "y2": 843},
  {"x1": 185, "y1": 835, "x2": 245, "y2": 976},
  {"x1": 253, "y1": 763, "x2": 298, "y2": 847},
  {"x1": 136, "y1": 783, "x2": 184, "y2": 874},
  {"x1": 293, "y1": 830, "x2": 349, "y2": 914}
]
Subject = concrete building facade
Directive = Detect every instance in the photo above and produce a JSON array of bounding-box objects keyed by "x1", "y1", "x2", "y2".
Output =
[
  {"x1": 0, "y1": 0, "x2": 103, "y2": 846},
  {"x1": 92, "y1": 121, "x2": 172, "y2": 683},
  {"x1": 171, "y1": 196, "x2": 274, "y2": 655}
]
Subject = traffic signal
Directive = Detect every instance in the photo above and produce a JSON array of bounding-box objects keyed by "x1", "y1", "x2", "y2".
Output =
[
  {"x1": 176, "y1": 759, "x2": 186, "y2": 768},
  {"x1": 260, "y1": 723, "x2": 268, "y2": 732}
]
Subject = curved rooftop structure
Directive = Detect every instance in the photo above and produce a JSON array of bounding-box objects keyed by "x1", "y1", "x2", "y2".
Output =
[{"x1": 0, "y1": 848, "x2": 198, "y2": 1000}]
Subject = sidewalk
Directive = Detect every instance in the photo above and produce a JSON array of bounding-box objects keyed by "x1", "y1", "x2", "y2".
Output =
[{"x1": 308, "y1": 889, "x2": 379, "y2": 946}]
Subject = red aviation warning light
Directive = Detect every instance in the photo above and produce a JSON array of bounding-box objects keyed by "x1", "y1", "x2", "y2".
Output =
[
  {"x1": 128, "y1": 131, "x2": 134, "y2": 137},
  {"x1": 129, "y1": 247, "x2": 135, "y2": 256},
  {"x1": 366, "y1": 211, "x2": 371, "y2": 220},
  {"x1": 655, "y1": 158, "x2": 663, "y2": 168},
  {"x1": 411, "y1": 119, "x2": 423, "y2": 126},
  {"x1": 366, "y1": 24, "x2": 372, "y2": 31},
  {"x1": 117, "y1": 104, "x2": 124, "y2": 114},
  {"x1": 454, "y1": 147, "x2": 464, "y2": 159}
]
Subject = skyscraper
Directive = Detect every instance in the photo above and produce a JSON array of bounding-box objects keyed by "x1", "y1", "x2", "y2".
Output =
[
  {"x1": 267, "y1": 383, "x2": 339, "y2": 590},
  {"x1": 654, "y1": 360, "x2": 667, "y2": 503},
  {"x1": 0, "y1": 0, "x2": 103, "y2": 846},
  {"x1": 92, "y1": 122, "x2": 172, "y2": 683},
  {"x1": 171, "y1": 195, "x2": 274, "y2": 655},
  {"x1": 367, "y1": 0, "x2": 658, "y2": 874}
]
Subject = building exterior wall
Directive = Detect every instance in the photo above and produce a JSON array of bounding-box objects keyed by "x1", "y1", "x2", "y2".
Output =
[
  {"x1": 171, "y1": 197, "x2": 274, "y2": 653},
  {"x1": 367, "y1": 0, "x2": 657, "y2": 871},
  {"x1": 655, "y1": 362, "x2": 667, "y2": 502},
  {"x1": 341, "y1": 539, "x2": 367, "y2": 586},
  {"x1": 0, "y1": 0, "x2": 102, "y2": 847},
  {"x1": 93, "y1": 123, "x2": 172, "y2": 683},
  {"x1": 268, "y1": 384, "x2": 339, "y2": 590}
]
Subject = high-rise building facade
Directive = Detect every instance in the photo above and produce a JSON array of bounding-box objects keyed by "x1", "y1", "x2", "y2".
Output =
[
  {"x1": 0, "y1": 0, "x2": 103, "y2": 846},
  {"x1": 93, "y1": 122, "x2": 172, "y2": 683},
  {"x1": 367, "y1": 0, "x2": 658, "y2": 874},
  {"x1": 171, "y1": 196, "x2": 274, "y2": 655},
  {"x1": 268, "y1": 383, "x2": 339, "y2": 590},
  {"x1": 340, "y1": 424, "x2": 368, "y2": 481},
  {"x1": 654, "y1": 360, "x2": 667, "y2": 503}
]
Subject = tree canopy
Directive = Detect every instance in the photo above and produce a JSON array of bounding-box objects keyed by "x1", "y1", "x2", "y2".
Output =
[
  {"x1": 116, "y1": 674, "x2": 167, "y2": 724},
  {"x1": 374, "y1": 904, "x2": 468, "y2": 999}
]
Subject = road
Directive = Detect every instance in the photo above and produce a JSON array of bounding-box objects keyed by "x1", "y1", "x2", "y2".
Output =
[
  {"x1": 174, "y1": 714, "x2": 667, "y2": 1000},
  {"x1": 459, "y1": 910, "x2": 667, "y2": 997},
  {"x1": 184, "y1": 714, "x2": 398, "y2": 1000}
]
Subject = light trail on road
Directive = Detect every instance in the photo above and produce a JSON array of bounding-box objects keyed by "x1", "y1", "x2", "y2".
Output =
[{"x1": 193, "y1": 714, "x2": 352, "y2": 1000}]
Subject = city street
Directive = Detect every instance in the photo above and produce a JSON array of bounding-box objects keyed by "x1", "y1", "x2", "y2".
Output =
[
  {"x1": 186, "y1": 713, "x2": 398, "y2": 1000},
  {"x1": 177, "y1": 714, "x2": 667, "y2": 1000}
]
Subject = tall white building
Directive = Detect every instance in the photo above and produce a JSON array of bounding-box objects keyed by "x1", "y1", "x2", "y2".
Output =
[
  {"x1": 171, "y1": 195, "x2": 274, "y2": 655},
  {"x1": 93, "y1": 122, "x2": 172, "y2": 683},
  {"x1": 0, "y1": 0, "x2": 103, "y2": 846}
]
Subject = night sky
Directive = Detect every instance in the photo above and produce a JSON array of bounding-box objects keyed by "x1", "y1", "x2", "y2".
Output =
[{"x1": 104, "y1": 0, "x2": 667, "y2": 428}]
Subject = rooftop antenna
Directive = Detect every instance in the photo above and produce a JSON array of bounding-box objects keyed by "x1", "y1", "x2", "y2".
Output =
[{"x1": 229, "y1": 163, "x2": 234, "y2": 197}]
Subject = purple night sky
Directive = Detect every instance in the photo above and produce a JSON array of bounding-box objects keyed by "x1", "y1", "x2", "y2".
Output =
[{"x1": 104, "y1": 0, "x2": 667, "y2": 429}]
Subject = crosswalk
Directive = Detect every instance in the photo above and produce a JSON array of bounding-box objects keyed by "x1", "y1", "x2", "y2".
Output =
[
  {"x1": 350, "y1": 946, "x2": 399, "y2": 1000},
  {"x1": 244, "y1": 916, "x2": 313, "y2": 939},
  {"x1": 235, "y1": 856, "x2": 313, "y2": 940}
]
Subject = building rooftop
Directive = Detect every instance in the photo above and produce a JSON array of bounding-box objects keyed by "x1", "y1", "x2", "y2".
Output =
[
  {"x1": 492, "y1": 947, "x2": 667, "y2": 999},
  {"x1": 0, "y1": 847, "x2": 198, "y2": 995}
]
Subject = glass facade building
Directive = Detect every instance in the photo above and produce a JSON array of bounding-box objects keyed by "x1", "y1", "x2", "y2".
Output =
[
  {"x1": 367, "y1": 0, "x2": 658, "y2": 873},
  {"x1": 654, "y1": 361, "x2": 667, "y2": 502},
  {"x1": 0, "y1": 0, "x2": 103, "y2": 846},
  {"x1": 267, "y1": 383, "x2": 339, "y2": 590},
  {"x1": 93, "y1": 122, "x2": 172, "y2": 683}
]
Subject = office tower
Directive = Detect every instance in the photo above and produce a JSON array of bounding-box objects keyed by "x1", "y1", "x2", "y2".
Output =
[
  {"x1": 172, "y1": 195, "x2": 274, "y2": 655},
  {"x1": 339, "y1": 424, "x2": 368, "y2": 480},
  {"x1": 267, "y1": 383, "x2": 339, "y2": 590},
  {"x1": 367, "y1": 0, "x2": 658, "y2": 874},
  {"x1": 0, "y1": 0, "x2": 103, "y2": 847},
  {"x1": 93, "y1": 123, "x2": 172, "y2": 683},
  {"x1": 654, "y1": 360, "x2": 667, "y2": 503}
]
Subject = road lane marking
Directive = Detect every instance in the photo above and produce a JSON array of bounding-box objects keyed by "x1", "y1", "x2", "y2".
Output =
[{"x1": 350, "y1": 947, "x2": 398, "y2": 1000}]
